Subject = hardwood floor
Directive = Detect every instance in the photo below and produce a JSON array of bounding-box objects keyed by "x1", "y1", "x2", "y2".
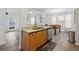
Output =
[
  {"x1": 52, "y1": 31, "x2": 79, "y2": 51},
  {"x1": 0, "y1": 31, "x2": 20, "y2": 51},
  {"x1": 0, "y1": 30, "x2": 79, "y2": 51}
]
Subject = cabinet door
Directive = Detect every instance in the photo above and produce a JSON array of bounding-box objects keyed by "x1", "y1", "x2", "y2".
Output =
[
  {"x1": 42, "y1": 30, "x2": 47, "y2": 45},
  {"x1": 40, "y1": 31, "x2": 44, "y2": 46},
  {"x1": 41, "y1": 30, "x2": 45, "y2": 45},
  {"x1": 36, "y1": 31, "x2": 43, "y2": 48},
  {"x1": 29, "y1": 33, "x2": 36, "y2": 51},
  {"x1": 36, "y1": 30, "x2": 47, "y2": 48},
  {"x1": 44, "y1": 30, "x2": 48, "y2": 42}
]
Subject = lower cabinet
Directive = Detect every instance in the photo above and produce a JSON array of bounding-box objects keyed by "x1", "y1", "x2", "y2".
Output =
[
  {"x1": 36, "y1": 31, "x2": 42, "y2": 48},
  {"x1": 36, "y1": 30, "x2": 48, "y2": 48},
  {"x1": 21, "y1": 29, "x2": 48, "y2": 51},
  {"x1": 29, "y1": 33, "x2": 36, "y2": 51}
]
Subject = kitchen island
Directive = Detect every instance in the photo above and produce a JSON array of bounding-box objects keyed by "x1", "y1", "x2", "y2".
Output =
[{"x1": 21, "y1": 26, "x2": 51, "y2": 51}]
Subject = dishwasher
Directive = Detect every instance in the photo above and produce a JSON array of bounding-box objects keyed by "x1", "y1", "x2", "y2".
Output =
[{"x1": 48, "y1": 29, "x2": 53, "y2": 40}]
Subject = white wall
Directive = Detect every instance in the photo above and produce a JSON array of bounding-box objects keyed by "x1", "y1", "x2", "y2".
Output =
[
  {"x1": 0, "y1": 8, "x2": 21, "y2": 45},
  {"x1": 20, "y1": 8, "x2": 28, "y2": 27},
  {"x1": 70, "y1": 11, "x2": 75, "y2": 30},
  {"x1": 0, "y1": 8, "x2": 7, "y2": 45},
  {"x1": 75, "y1": 8, "x2": 79, "y2": 46}
]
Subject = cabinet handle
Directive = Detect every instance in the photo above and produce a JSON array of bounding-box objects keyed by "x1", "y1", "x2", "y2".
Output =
[{"x1": 30, "y1": 33, "x2": 35, "y2": 36}]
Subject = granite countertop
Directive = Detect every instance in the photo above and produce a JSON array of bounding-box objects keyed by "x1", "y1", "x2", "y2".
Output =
[{"x1": 22, "y1": 26, "x2": 52, "y2": 33}]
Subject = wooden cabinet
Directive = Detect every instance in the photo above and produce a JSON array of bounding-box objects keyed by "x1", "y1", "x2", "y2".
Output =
[
  {"x1": 21, "y1": 31, "x2": 30, "y2": 50},
  {"x1": 43, "y1": 30, "x2": 48, "y2": 44},
  {"x1": 36, "y1": 31, "x2": 41, "y2": 48},
  {"x1": 36, "y1": 30, "x2": 48, "y2": 48},
  {"x1": 29, "y1": 33, "x2": 36, "y2": 51},
  {"x1": 38, "y1": 30, "x2": 47, "y2": 46},
  {"x1": 21, "y1": 29, "x2": 48, "y2": 51}
]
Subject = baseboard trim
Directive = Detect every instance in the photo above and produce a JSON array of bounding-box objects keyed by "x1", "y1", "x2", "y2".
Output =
[
  {"x1": 75, "y1": 42, "x2": 79, "y2": 46},
  {"x1": 5, "y1": 30, "x2": 20, "y2": 33}
]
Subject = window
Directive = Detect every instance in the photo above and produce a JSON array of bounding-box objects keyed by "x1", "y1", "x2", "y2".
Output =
[
  {"x1": 52, "y1": 16, "x2": 57, "y2": 24},
  {"x1": 65, "y1": 14, "x2": 71, "y2": 28},
  {"x1": 58, "y1": 16, "x2": 64, "y2": 21},
  {"x1": 9, "y1": 17, "x2": 15, "y2": 29},
  {"x1": 58, "y1": 16, "x2": 65, "y2": 27},
  {"x1": 30, "y1": 16, "x2": 36, "y2": 25},
  {"x1": 52, "y1": 14, "x2": 72, "y2": 28}
]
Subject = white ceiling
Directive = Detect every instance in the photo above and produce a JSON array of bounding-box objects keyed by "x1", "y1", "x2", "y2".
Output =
[{"x1": 28, "y1": 8, "x2": 75, "y2": 14}]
